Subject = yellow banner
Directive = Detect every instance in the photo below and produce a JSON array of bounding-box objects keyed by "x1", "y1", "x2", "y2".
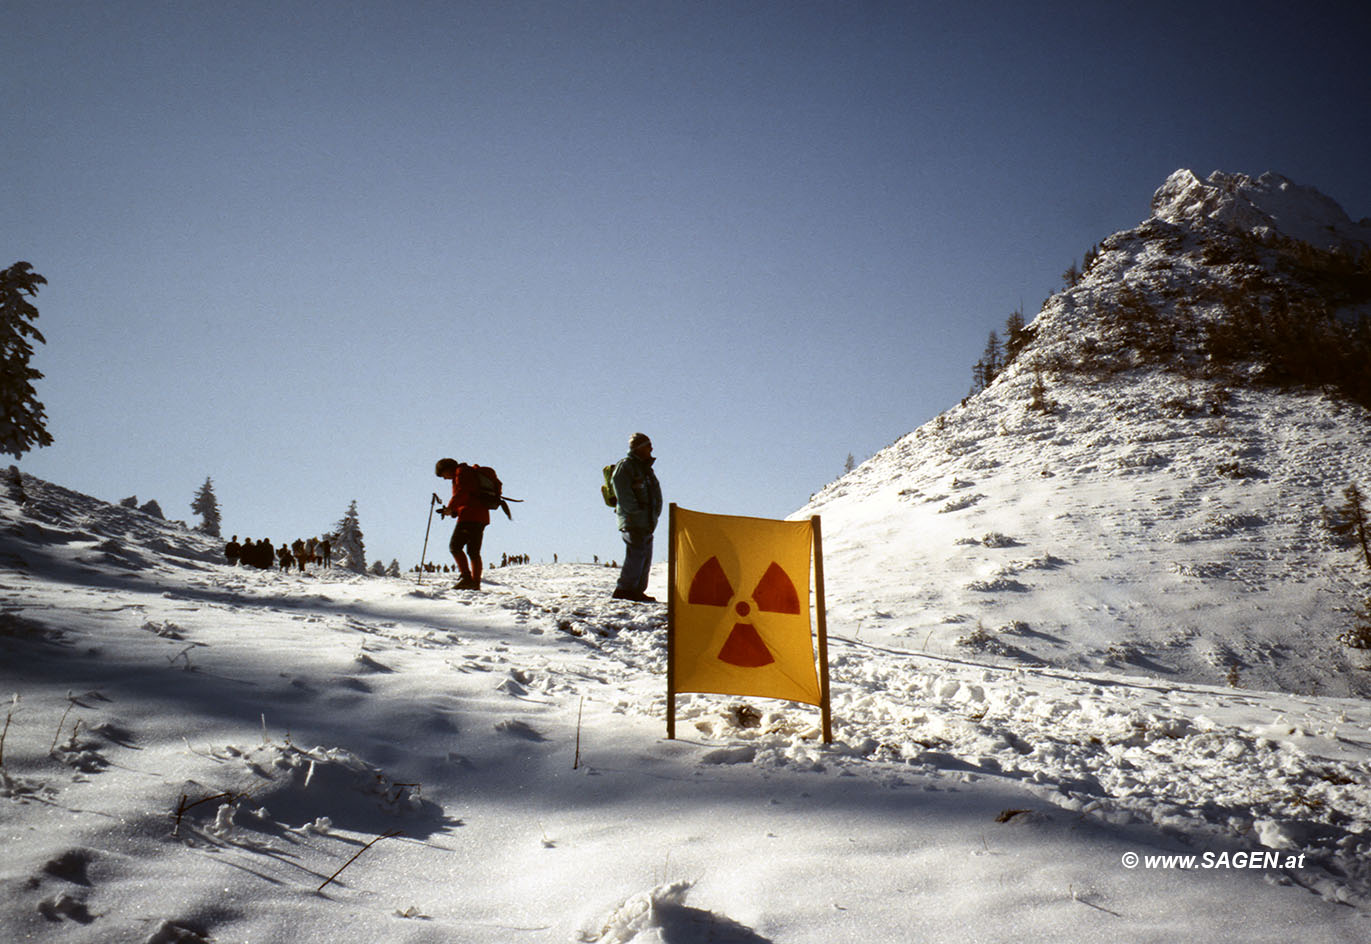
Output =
[{"x1": 671, "y1": 507, "x2": 821, "y2": 706}]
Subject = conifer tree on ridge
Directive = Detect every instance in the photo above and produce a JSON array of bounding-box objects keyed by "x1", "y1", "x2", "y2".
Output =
[
  {"x1": 191, "y1": 476, "x2": 221, "y2": 537},
  {"x1": 332, "y1": 500, "x2": 366, "y2": 573},
  {"x1": 0, "y1": 262, "x2": 54, "y2": 459}
]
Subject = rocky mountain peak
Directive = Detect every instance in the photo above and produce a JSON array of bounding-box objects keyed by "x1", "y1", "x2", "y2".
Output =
[
  {"x1": 1150, "y1": 169, "x2": 1371, "y2": 252},
  {"x1": 800, "y1": 171, "x2": 1371, "y2": 698}
]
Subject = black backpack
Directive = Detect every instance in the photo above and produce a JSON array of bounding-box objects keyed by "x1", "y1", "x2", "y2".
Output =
[
  {"x1": 470, "y1": 465, "x2": 502, "y2": 509},
  {"x1": 466, "y1": 464, "x2": 517, "y2": 519}
]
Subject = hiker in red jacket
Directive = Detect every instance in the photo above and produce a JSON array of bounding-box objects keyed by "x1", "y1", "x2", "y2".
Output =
[{"x1": 435, "y1": 457, "x2": 492, "y2": 590}]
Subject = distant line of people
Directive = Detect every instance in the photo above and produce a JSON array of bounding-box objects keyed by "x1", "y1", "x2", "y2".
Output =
[
  {"x1": 224, "y1": 535, "x2": 332, "y2": 572},
  {"x1": 412, "y1": 553, "x2": 536, "y2": 575}
]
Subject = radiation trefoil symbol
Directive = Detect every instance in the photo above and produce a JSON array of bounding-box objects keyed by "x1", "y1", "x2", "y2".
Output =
[{"x1": 687, "y1": 556, "x2": 801, "y2": 667}]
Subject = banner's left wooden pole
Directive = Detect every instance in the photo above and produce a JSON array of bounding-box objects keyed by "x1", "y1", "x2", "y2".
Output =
[{"x1": 666, "y1": 503, "x2": 678, "y2": 739}]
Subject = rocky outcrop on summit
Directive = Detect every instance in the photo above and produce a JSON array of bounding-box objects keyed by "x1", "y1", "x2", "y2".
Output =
[
  {"x1": 1152, "y1": 169, "x2": 1371, "y2": 253},
  {"x1": 800, "y1": 170, "x2": 1371, "y2": 697},
  {"x1": 1023, "y1": 170, "x2": 1371, "y2": 401}
]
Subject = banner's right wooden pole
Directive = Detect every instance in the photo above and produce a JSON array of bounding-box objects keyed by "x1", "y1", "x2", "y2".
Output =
[
  {"x1": 812, "y1": 515, "x2": 833, "y2": 744},
  {"x1": 666, "y1": 503, "x2": 678, "y2": 740}
]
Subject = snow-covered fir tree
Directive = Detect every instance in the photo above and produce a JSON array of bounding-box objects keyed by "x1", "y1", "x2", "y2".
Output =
[
  {"x1": 0, "y1": 262, "x2": 54, "y2": 459},
  {"x1": 6, "y1": 465, "x2": 26, "y2": 504},
  {"x1": 190, "y1": 476, "x2": 221, "y2": 537},
  {"x1": 332, "y1": 500, "x2": 366, "y2": 573},
  {"x1": 386, "y1": 559, "x2": 401, "y2": 577}
]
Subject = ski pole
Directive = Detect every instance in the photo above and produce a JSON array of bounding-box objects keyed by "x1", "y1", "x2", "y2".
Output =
[{"x1": 418, "y1": 493, "x2": 439, "y2": 584}]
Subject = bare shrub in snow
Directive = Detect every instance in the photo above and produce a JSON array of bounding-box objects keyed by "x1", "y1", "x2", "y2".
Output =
[
  {"x1": 1336, "y1": 599, "x2": 1371, "y2": 651},
  {"x1": 940, "y1": 493, "x2": 984, "y2": 514},
  {"x1": 1028, "y1": 371, "x2": 1055, "y2": 413}
]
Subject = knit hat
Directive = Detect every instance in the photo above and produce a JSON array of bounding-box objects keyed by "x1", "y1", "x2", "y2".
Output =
[{"x1": 629, "y1": 432, "x2": 651, "y2": 449}]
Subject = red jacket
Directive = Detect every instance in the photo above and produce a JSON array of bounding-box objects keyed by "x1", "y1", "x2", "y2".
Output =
[{"x1": 446, "y1": 464, "x2": 491, "y2": 525}]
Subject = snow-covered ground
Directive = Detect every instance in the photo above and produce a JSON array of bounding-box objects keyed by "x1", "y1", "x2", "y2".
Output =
[
  {"x1": 3, "y1": 473, "x2": 1370, "y2": 943},
  {"x1": 797, "y1": 370, "x2": 1371, "y2": 699}
]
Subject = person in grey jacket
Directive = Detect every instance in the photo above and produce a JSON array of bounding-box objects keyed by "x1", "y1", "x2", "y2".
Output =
[{"x1": 611, "y1": 432, "x2": 663, "y2": 602}]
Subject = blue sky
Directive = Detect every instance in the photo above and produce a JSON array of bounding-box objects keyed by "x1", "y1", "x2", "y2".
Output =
[{"x1": 6, "y1": 0, "x2": 1369, "y2": 570}]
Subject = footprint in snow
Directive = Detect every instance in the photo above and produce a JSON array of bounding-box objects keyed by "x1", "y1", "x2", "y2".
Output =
[
  {"x1": 583, "y1": 882, "x2": 774, "y2": 944},
  {"x1": 353, "y1": 651, "x2": 392, "y2": 672},
  {"x1": 701, "y1": 745, "x2": 758, "y2": 765},
  {"x1": 32, "y1": 851, "x2": 102, "y2": 928},
  {"x1": 496, "y1": 677, "x2": 528, "y2": 696},
  {"x1": 495, "y1": 719, "x2": 546, "y2": 741},
  {"x1": 41, "y1": 848, "x2": 94, "y2": 885},
  {"x1": 144, "y1": 920, "x2": 212, "y2": 943},
  {"x1": 37, "y1": 892, "x2": 95, "y2": 924},
  {"x1": 496, "y1": 669, "x2": 537, "y2": 696}
]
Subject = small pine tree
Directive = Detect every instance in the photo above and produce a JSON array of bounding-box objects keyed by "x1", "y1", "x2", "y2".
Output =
[
  {"x1": 983, "y1": 330, "x2": 1002, "y2": 378},
  {"x1": 1003, "y1": 308, "x2": 1029, "y2": 364},
  {"x1": 1082, "y1": 243, "x2": 1100, "y2": 275},
  {"x1": 843, "y1": 453, "x2": 856, "y2": 474},
  {"x1": 333, "y1": 500, "x2": 366, "y2": 573},
  {"x1": 1327, "y1": 484, "x2": 1371, "y2": 571},
  {"x1": 970, "y1": 360, "x2": 987, "y2": 396},
  {"x1": 0, "y1": 262, "x2": 54, "y2": 459},
  {"x1": 386, "y1": 559, "x2": 400, "y2": 577},
  {"x1": 369, "y1": 560, "x2": 386, "y2": 576},
  {"x1": 1028, "y1": 371, "x2": 1054, "y2": 414},
  {"x1": 970, "y1": 331, "x2": 1004, "y2": 395},
  {"x1": 191, "y1": 476, "x2": 221, "y2": 537}
]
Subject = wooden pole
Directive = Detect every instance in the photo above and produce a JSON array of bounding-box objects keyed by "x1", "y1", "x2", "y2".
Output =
[
  {"x1": 666, "y1": 503, "x2": 678, "y2": 739},
  {"x1": 811, "y1": 515, "x2": 833, "y2": 744}
]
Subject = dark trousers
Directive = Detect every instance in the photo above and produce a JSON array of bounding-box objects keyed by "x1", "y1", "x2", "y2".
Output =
[
  {"x1": 450, "y1": 521, "x2": 486, "y2": 577},
  {"x1": 616, "y1": 528, "x2": 653, "y2": 596}
]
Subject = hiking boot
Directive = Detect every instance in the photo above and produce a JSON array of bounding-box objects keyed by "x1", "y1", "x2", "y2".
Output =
[{"x1": 454, "y1": 575, "x2": 478, "y2": 590}]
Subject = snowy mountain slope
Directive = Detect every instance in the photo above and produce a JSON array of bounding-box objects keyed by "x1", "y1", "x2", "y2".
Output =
[
  {"x1": 4, "y1": 473, "x2": 1371, "y2": 942},
  {"x1": 799, "y1": 170, "x2": 1371, "y2": 698}
]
